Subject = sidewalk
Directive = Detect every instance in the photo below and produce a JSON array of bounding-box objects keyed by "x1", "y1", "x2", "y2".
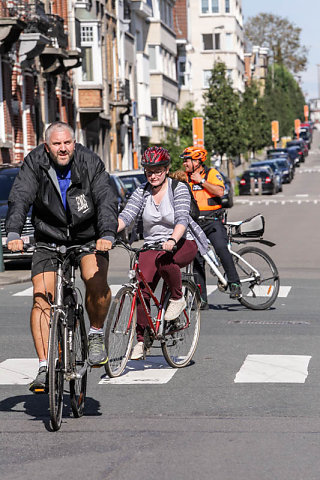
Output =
[{"x1": 0, "y1": 260, "x2": 31, "y2": 287}]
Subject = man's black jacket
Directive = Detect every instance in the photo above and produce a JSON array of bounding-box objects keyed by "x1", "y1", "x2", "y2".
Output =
[{"x1": 6, "y1": 143, "x2": 118, "y2": 244}]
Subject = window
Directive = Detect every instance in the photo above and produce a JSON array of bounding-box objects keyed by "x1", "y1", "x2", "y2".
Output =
[
  {"x1": 201, "y1": 0, "x2": 219, "y2": 14},
  {"x1": 201, "y1": 0, "x2": 209, "y2": 14},
  {"x1": 212, "y1": 0, "x2": 219, "y2": 13},
  {"x1": 81, "y1": 26, "x2": 94, "y2": 42},
  {"x1": 225, "y1": 0, "x2": 230, "y2": 13},
  {"x1": 225, "y1": 32, "x2": 232, "y2": 50},
  {"x1": 202, "y1": 33, "x2": 220, "y2": 50},
  {"x1": 203, "y1": 70, "x2": 212, "y2": 88},
  {"x1": 80, "y1": 23, "x2": 102, "y2": 83},
  {"x1": 149, "y1": 46, "x2": 156, "y2": 70},
  {"x1": 81, "y1": 47, "x2": 93, "y2": 81},
  {"x1": 151, "y1": 98, "x2": 158, "y2": 120},
  {"x1": 202, "y1": 34, "x2": 213, "y2": 50},
  {"x1": 214, "y1": 33, "x2": 220, "y2": 50},
  {"x1": 178, "y1": 60, "x2": 186, "y2": 86}
]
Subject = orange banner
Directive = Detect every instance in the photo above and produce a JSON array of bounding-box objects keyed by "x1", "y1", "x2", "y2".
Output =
[
  {"x1": 192, "y1": 117, "x2": 204, "y2": 147},
  {"x1": 294, "y1": 119, "x2": 301, "y2": 139},
  {"x1": 271, "y1": 120, "x2": 279, "y2": 147},
  {"x1": 304, "y1": 105, "x2": 309, "y2": 121}
]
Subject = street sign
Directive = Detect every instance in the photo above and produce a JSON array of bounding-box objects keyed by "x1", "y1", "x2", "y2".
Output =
[
  {"x1": 192, "y1": 117, "x2": 204, "y2": 147},
  {"x1": 304, "y1": 105, "x2": 309, "y2": 122},
  {"x1": 271, "y1": 120, "x2": 279, "y2": 148},
  {"x1": 294, "y1": 119, "x2": 301, "y2": 139}
]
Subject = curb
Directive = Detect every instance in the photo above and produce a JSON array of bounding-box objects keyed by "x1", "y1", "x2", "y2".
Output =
[{"x1": 0, "y1": 273, "x2": 31, "y2": 287}]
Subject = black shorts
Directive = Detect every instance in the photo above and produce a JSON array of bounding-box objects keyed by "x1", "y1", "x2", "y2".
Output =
[{"x1": 31, "y1": 241, "x2": 109, "y2": 278}]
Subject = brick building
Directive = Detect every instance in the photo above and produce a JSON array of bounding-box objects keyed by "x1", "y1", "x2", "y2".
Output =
[{"x1": 0, "y1": 0, "x2": 81, "y2": 164}]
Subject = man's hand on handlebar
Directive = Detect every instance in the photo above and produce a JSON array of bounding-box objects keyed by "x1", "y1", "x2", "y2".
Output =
[
  {"x1": 96, "y1": 238, "x2": 113, "y2": 252},
  {"x1": 7, "y1": 239, "x2": 24, "y2": 252}
]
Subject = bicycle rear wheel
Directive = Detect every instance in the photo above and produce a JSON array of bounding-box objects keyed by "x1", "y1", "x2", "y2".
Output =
[
  {"x1": 48, "y1": 311, "x2": 64, "y2": 431},
  {"x1": 70, "y1": 305, "x2": 88, "y2": 418},
  {"x1": 105, "y1": 286, "x2": 137, "y2": 377},
  {"x1": 235, "y1": 246, "x2": 280, "y2": 310},
  {"x1": 162, "y1": 279, "x2": 201, "y2": 368}
]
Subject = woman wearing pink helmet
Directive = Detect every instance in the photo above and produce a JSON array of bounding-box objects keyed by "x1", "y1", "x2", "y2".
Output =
[{"x1": 117, "y1": 146, "x2": 208, "y2": 359}]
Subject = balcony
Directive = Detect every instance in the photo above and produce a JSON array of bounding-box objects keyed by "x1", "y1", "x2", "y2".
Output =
[
  {"x1": 130, "y1": 0, "x2": 152, "y2": 18},
  {"x1": 0, "y1": 0, "x2": 28, "y2": 53}
]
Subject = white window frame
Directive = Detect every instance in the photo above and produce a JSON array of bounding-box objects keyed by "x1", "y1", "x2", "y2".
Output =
[
  {"x1": 78, "y1": 22, "x2": 102, "y2": 84},
  {"x1": 201, "y1": 0, "x2": 220, "y2": 14},
  {"x1": 203, "y1": 69, "x2": 212, "y2": 88},
  {"x1": 0, "y1": 57, "x2": 5, "y2": 143}
]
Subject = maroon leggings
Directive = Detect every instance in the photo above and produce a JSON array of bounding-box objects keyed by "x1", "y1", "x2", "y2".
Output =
[{"x1": 136, "y1": 239, "x2": 198, "y2": 342}]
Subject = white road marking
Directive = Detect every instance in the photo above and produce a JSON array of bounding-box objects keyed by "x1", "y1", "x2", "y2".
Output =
[
  {"x1": 296, "y1": 194, "x2": 309, "y2": 197},
  {"x1": 99, "y1": 356, "x2": 177, "y2": 385},
  {"x1": 246, "y1": 286, "x2": 291, "y2": 298},
  {"x1": 0, "y1": 358, "x2": 38, "y2": 385},
  {"x1": 13, "y1": 286, "x2": 33, "y2": 296},
  {"x1": 234, "y1": 354, "x2": 311, "y2": 383}
]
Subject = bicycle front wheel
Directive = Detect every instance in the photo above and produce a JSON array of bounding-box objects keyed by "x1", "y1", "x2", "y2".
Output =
[
  {"x1": 105, "y1": 286, "x2": 137, "y2": 378},
  {"x1": 162, "y1": 279, "x2": 201, "y2": 368},
  {"x1": 70, "y1": 306, "x2": 88, "y2": 418},
  {"x1": 235, "y1": 246, "x2": 280, "y2": 310},
  {"x1": 48, "y1": 311, "x2": 65, "y2": 431}
]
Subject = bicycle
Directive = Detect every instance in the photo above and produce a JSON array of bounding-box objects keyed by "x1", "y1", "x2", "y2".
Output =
[
  {"x1": 105, "y1": 240, "x2": 201, "y2": 378},
  {"x1": 32, "y1": 243, "x2": 91, "y2": 431},
  {"x1": 200, "y1": 213, "x2": 280, "y2": 310}
]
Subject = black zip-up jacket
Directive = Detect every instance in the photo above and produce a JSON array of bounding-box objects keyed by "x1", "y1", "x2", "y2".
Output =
[{"x1": 6, "y1": 143, "x2": 118, "y2": 244}]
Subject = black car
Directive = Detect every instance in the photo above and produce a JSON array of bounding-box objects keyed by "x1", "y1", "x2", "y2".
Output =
[
  {"x1": 238, "y1": 168, "x2": 277, "y2": 195},
  {"x1": 250, "y1": 161, "x2": 283, "y2": 191},
  {"x1": 264, "y1": 158, "x2": 292, "y2": 183},
  {"x1": 0, "y1": 164, "x2": 35, "y2": 259},
  {"x1": 286, "y1": 139, "x2": 308, "y2": 159}
]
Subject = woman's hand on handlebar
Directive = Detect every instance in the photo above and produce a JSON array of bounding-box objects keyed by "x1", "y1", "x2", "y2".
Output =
[
  {"x1": 162, "y1": 238, "x2": 176, "y2": 252},
  {"x1": 96, "y1": 238, "x2": 113, "y2": 252}
]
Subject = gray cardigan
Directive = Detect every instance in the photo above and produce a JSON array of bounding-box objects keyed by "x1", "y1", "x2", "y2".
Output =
[{"x1": 119, "y1": 178, "x2": 208, "y2": 255}]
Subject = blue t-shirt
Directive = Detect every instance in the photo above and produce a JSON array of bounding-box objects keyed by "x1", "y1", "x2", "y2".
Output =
[{"x1": 55, "y1": 165, "x2": 71, "y2": 210}]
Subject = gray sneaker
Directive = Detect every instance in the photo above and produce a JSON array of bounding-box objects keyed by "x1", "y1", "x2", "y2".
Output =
[
  {"x1": 88, "y1": 333, "x2": 108, "y2": 366},
  {"x1": 29, "y1": 366, "x2": 48, "y2": 394}
]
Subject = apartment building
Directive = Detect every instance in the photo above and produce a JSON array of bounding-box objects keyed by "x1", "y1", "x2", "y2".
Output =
[
  {"x1": 0, "y1": 0, "x2": 80, "y2": 164},
  {"x1": 244, "y1": 45, "x2": 269, "y2": 95},
  {"x1": 174, "y1": 0, "x2": 245, "y2": 112},
  {"x1": 147, "y1": 0, "x2": 179, "y2": 144}
]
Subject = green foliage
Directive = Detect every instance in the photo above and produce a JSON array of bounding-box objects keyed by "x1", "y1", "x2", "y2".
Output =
[
  {"x1": 264, "y1": 64, "x2": 305, "y2": 137},
  {"x1": 245, "y1": 13, "x2": 308, "y2": 73},
  {"x1": 240, "y1": 81, "x2": 270, "y2": 154},
  {"x1": 203, "y1": 62, "x2": 244, "y2": 159}
]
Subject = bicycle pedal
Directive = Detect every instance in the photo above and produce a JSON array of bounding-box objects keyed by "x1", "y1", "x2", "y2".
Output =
[
  {"x1": 33, "y1": 387, "x2": 46, "y2": 394},
  {"x1": 91, "y1": 364, "x2": 103, "y2": 369}
]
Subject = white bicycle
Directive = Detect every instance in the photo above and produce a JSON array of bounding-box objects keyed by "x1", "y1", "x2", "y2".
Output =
[{"x1": 201, "y1": 214, "x2": 280, "y2": 310}]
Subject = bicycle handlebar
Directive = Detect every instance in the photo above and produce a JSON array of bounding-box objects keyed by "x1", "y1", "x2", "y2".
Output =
[{"x1": 113, "y1": 239, "x2": 177, "y2": 254}]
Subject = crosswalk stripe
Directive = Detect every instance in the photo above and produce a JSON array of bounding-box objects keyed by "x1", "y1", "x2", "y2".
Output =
[
  {"x1": 247, "y1": 286, "x2": 291, "y2": 298},
  {"x1": 99, "y1": 356, "x2": 177, "y2": 385},
  {"x1": 0, "y1": 358, "x2": 38, "y2": 385},
  {"x1": 234, "y1": 355, "x2": 311, "y2": 383},
  {"x1": 12, "y1": 284, "x2": 291, "y2": 298}
]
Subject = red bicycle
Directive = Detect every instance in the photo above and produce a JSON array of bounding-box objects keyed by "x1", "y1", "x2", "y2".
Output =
[{"x1": 104, "y1": 240, "x2": 201, "y2": 377}]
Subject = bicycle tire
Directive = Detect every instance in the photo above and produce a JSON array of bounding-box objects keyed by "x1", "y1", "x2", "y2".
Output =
[
  {"x1": 234, "y1": 246, "x2": 280, "y2": 310},
  {"x1": 70, "y1": 305, "x2": 88, "y2": 418},
  {"x1": 104, "y1": 286, "x2": 137, "y2": 378},
  {"x1": 162, "y1": 279, "x2": 201, "y2": 368},
  {"x1": 48, "y1": 310, "x2": 64, "y2": 431}
]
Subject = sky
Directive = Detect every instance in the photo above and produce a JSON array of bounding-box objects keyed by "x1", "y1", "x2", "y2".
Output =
[{"x1": 242, "y1": 0, "x2": 320, "y2": 100}]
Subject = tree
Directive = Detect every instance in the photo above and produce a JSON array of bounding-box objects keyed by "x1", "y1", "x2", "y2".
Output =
[
  {"x1": 203, "y1": 62, "x2": 244, "y2": 176},
  {"x1": 240, "y1": 81, "x2": 270, "y2": 156},
  {"x1": 245, "y1": 13, "x2": 308, "y2": 73},
  {"x1": 263, "y1": 64, "x2": 305, "y2": 138}
]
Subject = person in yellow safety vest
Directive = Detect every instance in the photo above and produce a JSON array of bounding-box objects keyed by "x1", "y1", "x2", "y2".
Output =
[{"x1": 180, "y1": 146, "x2": 241, "y2": 309}]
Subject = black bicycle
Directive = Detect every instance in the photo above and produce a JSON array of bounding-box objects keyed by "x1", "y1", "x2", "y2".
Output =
[{"x1": 34, "y1": 244, "x2": 90, "y2": 431}]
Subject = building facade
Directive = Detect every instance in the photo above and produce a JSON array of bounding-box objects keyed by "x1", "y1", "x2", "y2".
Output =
[
  {"x1": 0, "y1": 0, "x2": 81, "y2": 164},
  {"x1": 174, "y1": 0, "x2": 245, "y2": 112},
  {"x1": 244, "y1": 45, "x2": 269, "y2": 95}
]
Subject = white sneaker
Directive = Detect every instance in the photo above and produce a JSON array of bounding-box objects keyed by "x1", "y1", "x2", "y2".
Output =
[
  {"x1": 130, "y1": 341, "x2": 144, "y2": 360},
  {"x1": 164, "y1": 297, "x2": 186, "y2": 321}
]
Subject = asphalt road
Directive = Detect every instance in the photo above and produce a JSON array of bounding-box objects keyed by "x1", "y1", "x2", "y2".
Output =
[{"x1": 0, "y1": 134, "x2": 320, "y2": 480}]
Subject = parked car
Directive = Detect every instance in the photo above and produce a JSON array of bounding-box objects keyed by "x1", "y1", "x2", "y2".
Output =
[
  {"x1": 286, "y1": 139, "x2": 308, "y2": 158},
  {"x1": 250, "y1": 161, "x2": 283, "y2": 191},
  {"x1": 238, "y1": 168, "x2": 278, "y2": 195},
  {"x1": 0, "y1": 164, "x2": 35, "y2": 259},
  {"x1": 113, "y1": 169, "x2": 146, "y2": 188},
  {"x1": 109, "y1": 174, "x2": 135, "y2": 243},
  {"x1": 263, "y1": 158, "x2": 292, "y2": 183}
]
